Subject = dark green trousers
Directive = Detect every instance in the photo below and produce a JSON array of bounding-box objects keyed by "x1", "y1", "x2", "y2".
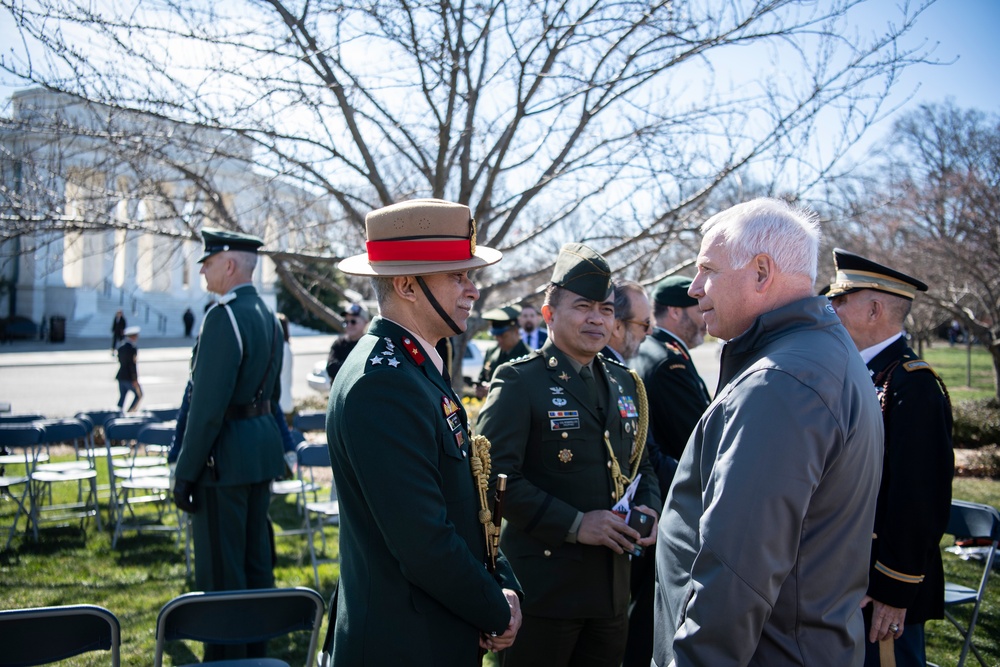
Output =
[{"x1": 191, "y1": 480, "x2": 275, "y2": 660}]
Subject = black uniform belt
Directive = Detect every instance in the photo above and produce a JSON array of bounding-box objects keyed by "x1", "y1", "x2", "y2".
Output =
[{"x1": 225, "y1": 400, "x2": 271, "y2": 420}]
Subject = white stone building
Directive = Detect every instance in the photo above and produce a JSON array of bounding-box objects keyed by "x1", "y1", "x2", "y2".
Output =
[{"x1": 1, "y1": 88, "x2": 330, "y2": 340}]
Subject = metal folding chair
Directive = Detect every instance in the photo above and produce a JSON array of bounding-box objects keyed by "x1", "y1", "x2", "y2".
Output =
[
  {"x1": 28, "y1": 418, "x2": 102, "y2": 537},
  {"x1": 109, "y1": 421, "x2": 174, "y2": 549},
  {"x1": 0, "y1": 424, "x2": 46, "y2": 545},
  {"x1": 0, "y1": 603, "x2": 121, "y2": 667},
  {"x1": 941, "y1": 499, "x2": 1000, "y2": 667},
  {"x1": 292, "y1": 410, "x2": 326, "y2": 433},
  {"x1": 295, "y1": 444, "x2": 338, "y2": 589},
  {"x1": 153, "y1": 587, "x2": 324, "y2": 667}
]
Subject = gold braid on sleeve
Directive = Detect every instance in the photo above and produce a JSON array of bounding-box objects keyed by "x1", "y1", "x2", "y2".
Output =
[{"x1": 470, "y1": 434, "x2": 499, "y2": 562}]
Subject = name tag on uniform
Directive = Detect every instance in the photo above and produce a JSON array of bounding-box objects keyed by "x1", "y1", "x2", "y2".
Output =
[{"x1": 549, "y1": 410, "x2": 580, "y2": 431}]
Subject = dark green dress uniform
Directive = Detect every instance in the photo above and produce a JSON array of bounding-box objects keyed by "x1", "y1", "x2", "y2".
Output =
[
  {"x1": 625, "y1": 327, "x2": 710, "y2": 667},
  {"x1": 476, "y1": 341, "x2": 659, "y2": 624},
  {"x1": 866, "y1": 337, "x2": 954, "y2": 624},
  {"x1": 326, "y1": 317, "x2": 521, "y2": 666},
  {"x1": 632, "y1": 328, "x2": 711, "y2": 478},
  {"x1": 175, "y1": 283, "x2": 285, "y2": 598},
  {"x1": 825, "y1": 247, "x2": 955, "y2": 667},
  {"x1": 479, "y1": 339, "x2": 531, "y2": 385}
]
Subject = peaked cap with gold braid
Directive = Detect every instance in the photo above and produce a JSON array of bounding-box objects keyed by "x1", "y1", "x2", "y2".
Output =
[{"x1": 824, "y1": 248, "x2": 928, "y2": 301}]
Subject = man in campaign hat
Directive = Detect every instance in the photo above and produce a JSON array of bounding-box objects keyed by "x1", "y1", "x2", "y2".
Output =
[
  {"x1": 477, "y1": 242, "x2": 659, "y2": 667},
  {"x1": 826, "y1": 249, "x2": 954, "y2": 667},
  {"x1": 624, "y1": 275, "x2": 711, "y2": 667},
  {"x1": 115, "y1": 325, "x2": 142, "y2": 412},
  {"x1": 326, "y1": 199, "x2": 522, "y2": 665},
  {"x1": 172, "y1": 227, "x2": 286, "y2": 661},
  {"x1": 475, "y1": 305, "x2": 531, "y2": 398}
]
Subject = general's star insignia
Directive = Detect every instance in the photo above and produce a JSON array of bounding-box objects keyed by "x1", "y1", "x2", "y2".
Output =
[
  {"x1": 387, "y1": 357, "x2": 400, "y2": 367},
  {"x1": 369, "y1": 355, "x2": 383, "y2": 365}
]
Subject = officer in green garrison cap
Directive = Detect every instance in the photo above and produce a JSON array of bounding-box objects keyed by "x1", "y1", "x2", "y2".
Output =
[
  {"x1": 326, "y1": 199, "x2": 522, "y2": 666},
  {"x1": 475, "y1": 305, "x2": 531, "y2": 399},
  {"x1": 477, "y1": 242, "x2": 660, "y2": 667},
  {"x1": 826, "y1": 249, "x2": 954, "y2": 667},
  {"x1": 172, "y1": 228, "x2": 286, "y2": 661}
]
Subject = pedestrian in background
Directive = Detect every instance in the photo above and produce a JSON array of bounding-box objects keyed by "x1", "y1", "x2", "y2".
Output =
[
  {"x1": 476, "y1": 305, "x2": 530, "y2": 399},
  {"x1": 325, "y1": 302, "x2": 370, "y2": 384},
  {"x1": 111, "y1": 309, "x2": 127, "y2": 354},
  {"x1": 518, "y1": 303, "x2": 547, "y2": 349},
  {"x1": 183, "y1": 307, "x2": 195, "y2": 337},
  {"x1": 277, "y1": 312, "x2": 294, "y2": 420},
  {"x1": 115, "y1": 325, "x2": 142, "y2": 412}
]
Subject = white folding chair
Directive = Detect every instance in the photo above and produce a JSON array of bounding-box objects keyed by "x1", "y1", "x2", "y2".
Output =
[
  {"x1": 153, "y1": 587, "x2": 324, "y2": 667},
  {"x1": 29, "y1": 418, "x2": 102, "y2": 537},
  {"x1": 0, "y1": 424, "x2": 47, "y2": 544},
  {"x1": 298, "y1": 444, "x2": 338, "y2": 589},
  {"x1": 941, "y1": 499, "x2": 1000, "y2": 667},
  {"x1": 107, "y1": 419, "x2": 173, "y2": 549}
]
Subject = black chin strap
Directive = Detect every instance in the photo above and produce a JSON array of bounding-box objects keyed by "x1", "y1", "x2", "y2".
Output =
[{"x1": 416, "y1": 275, "x2": 463, "y2": 336}]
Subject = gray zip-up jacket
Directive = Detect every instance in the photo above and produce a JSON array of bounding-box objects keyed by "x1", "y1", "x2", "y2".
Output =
[{"x1": 654, "y1": 296, "x2": 883, "y2": 666}]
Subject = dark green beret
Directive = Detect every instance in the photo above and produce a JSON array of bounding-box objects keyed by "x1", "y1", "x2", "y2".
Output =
[
  {"x1": 483, "y1": 305, "x2": 522, "y2": 335},
  {"x1": 550, "y1": 243, "x2": 612, "y2": 302},
  {"x1": 198, "y1": 227, "x2": 265, "y2": 263},
  {"x1": 653, "y1": 275, "x2": 697, "y2": 307}
]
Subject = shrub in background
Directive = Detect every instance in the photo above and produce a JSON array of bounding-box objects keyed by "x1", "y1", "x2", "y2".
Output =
[{"x1": 952, "y1": 398, "x2": 1000, "y2": 449}]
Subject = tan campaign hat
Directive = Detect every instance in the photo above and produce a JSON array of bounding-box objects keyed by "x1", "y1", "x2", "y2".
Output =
[{"x1": 338, "y1": 199, "x2": 502, "y2": 276}]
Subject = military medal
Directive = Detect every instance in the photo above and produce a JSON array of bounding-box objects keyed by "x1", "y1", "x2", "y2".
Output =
[{"x1": 558, "y1": 449, "x2": 573, "y2": 463}]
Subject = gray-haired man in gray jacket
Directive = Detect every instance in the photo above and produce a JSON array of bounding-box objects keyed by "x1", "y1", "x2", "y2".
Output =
[{"x1": 654, "y1": 198, "x2": 883, "y2": 667}]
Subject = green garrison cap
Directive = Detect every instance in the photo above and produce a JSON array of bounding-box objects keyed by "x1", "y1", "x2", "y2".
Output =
[
  {"x1": 652, "y1": 275, "x2": 697, "y2": 307},
  {"x1": 550, "y1": 243, "x2": 613, "y2": 302},
  {"x1": 198, "y1": 228, "x2": 265, "y2": 263},
  {"x1": 825, "y1": 248, "x2": 928, "y2": 301},
  {"x1": 483, "y1": 305, "x2": 522, "y2": 335}
]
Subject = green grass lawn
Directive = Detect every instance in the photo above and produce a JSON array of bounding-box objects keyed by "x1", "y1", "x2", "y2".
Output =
[
  {"x1": 922, "y1": 344, "x2": 998, "y2": 402},
  {"x1": 2, "y1": 459, "x2": 998, "y2": 666},
  {"x1": 0, "y1": 457, "x2": 339, "y2": 666}
]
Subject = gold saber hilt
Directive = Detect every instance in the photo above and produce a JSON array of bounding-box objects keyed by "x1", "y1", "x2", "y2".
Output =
[{"x1": 488, "y1": 473, "x2": 507, "y2": 573}]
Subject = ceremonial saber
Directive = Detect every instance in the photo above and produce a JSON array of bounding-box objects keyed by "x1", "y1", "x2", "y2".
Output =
[{"x1": 488, "y1": 473, "x2": 507, "y2": 573}]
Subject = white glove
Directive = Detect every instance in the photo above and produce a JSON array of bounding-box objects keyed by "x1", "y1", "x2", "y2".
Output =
[{"x1": 284, "y1": 451, "x2": 297, "y2": 472}]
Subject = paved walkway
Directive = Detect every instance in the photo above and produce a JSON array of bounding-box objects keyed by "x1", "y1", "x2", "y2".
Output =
[{"x1": 0, "y1": 333, "x2": 335, "y2": 368}]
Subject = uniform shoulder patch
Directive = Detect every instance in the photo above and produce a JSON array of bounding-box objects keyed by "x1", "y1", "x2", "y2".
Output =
[
  {"x1": 902, "y1": 359, "x2": 939, "y2": 377},
  {"x1": 509, "y1": 349, "x2": 542, "y2": 366},
  {"x1": 600, "y1": 353, "x2": 629, "y2": 370}
]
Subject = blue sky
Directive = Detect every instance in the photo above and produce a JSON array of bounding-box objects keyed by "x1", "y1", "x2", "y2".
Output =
[
  {"x1": 1, "y1": 0, "x2": 996, "y2": 159},
  {"x1": 873, "y1": 0, "x2": 1000, "y2": 117}
]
